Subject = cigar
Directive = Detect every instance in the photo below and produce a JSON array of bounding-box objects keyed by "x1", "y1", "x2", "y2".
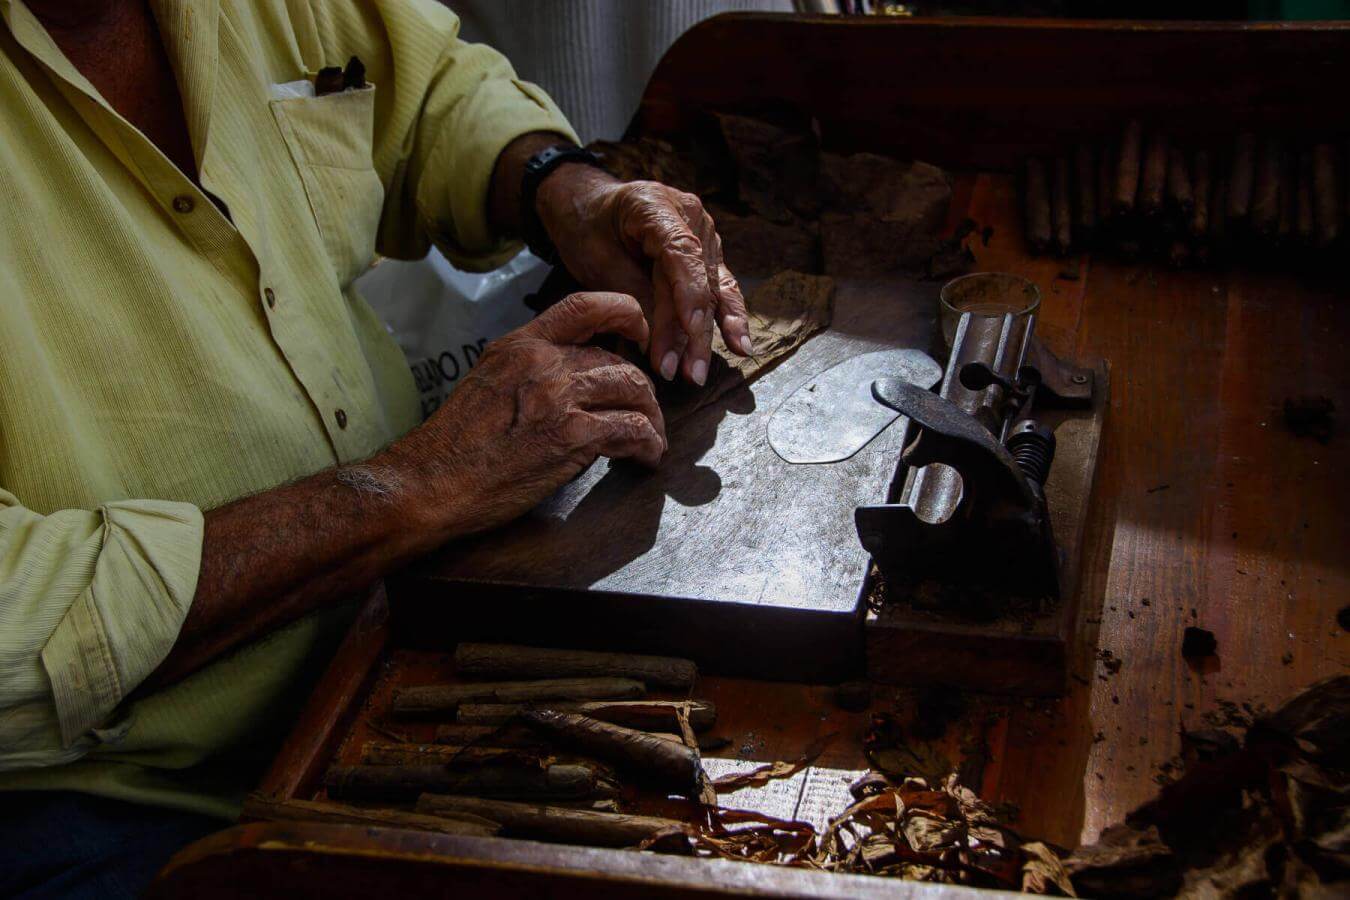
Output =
[
  {"x1": 393, "y1": 677, "x2": 646, "y2": 716},
  {"x1": 1296, "y1": 150, "x2": 1315, "y2": 243},
  {"x1": 454, "y1": 643, "x2": 696, "y2": 691},
  {"x1": 1189, "y1": 150, "x2": 1211, "y2": 238},
  {"x1": 1023, "y1": 158, "x2": 1052, "y2": 254},
  {"x1": 324, "y1": 762, "x2": 602, "y2": 803},
  {"x1": 521, "y1": 709, "x2": 704, "y2": 796},
  {"x1": 1277, "y1": 149, "x2": 1295, "y2": 241},
  {"x1": 1139, "y1": 131, "x2": 1169, "y2": 216},
  {"x1": 361, "y1": 742, "x2": 539, "y2": 767},
  {"x1": 1167, "y1": 147, "x2": 1194, "y2": 215},
  {"x1": 1074, "y1": 145, "x2": 1098, "y2": 242},
  {"x1": 457, "y1": 699, "x2": 717, "y2": 733},
  {"x1": 1312, "y1": 142, "x2": 1341, "y2": 247},
  {"x1": 416, "y1": 794, "x2": 691, "y2": 850},
  {"x1": 434, "y1": 724, "x2": 528, "y2": 746},
  {"x1": 1250, "y1": 136, "x2": 1282, "y2": 235},
  {"x1": 1210, "y1": 176, "x2": 1230, "y2": 250},
  {"x1": 1227, "y1": 132, "x2": 1256, "y2": 222},
  {"x1": 241, "y1": 796, "x2": 501, "y2": 838},
  {"x1": 1051, "y1": 157, "x2": 1073, "y2": 255},
  {"x1": 1114, "y1": 120, "x2": 1143, "y2": 215},
  {"x1": 1167, "y1": 239, "x2": 1191, "y2": 269}
]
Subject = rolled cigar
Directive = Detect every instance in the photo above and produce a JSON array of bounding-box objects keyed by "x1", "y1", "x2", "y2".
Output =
[
  {"x1": 521, "y1": 709, "x2": 703, "y2": 795},
  {"x1": 1113, "y1": 120, "x2": 1143, "y2": 215},
  {"x1": 1312, "y1": 142, "x2": 1341, "y2": 247},
  {"x1": 1210, "y1": 176, "x2": 1230, "y2": 247},
  {"x1": 241, "y1": 796, "x2": 501, "y2": 838},
  {"x1": 1050, "y1": 157, "x2": 1073, "y2": 255},
  {"x1": 1074, "y1": 145, "x2": 1097, "y2": 240},
  {"x1": 1296, "y1": 149, "x2": 1315, "y2": 242},
  {"x1": 434, "y1": 724, "x2": 523, "y2": 746},
  {"x1": 1227, "y1": 132, "x2": 1256, "y2": 222},
  {"x1": 1250, "y1": 136, "x2": 1282, "y2": 235},
  {"x1": 324, "y1": 763, "x2": 598, "y2": 802},
  {"x1": 393, "y1": 677, "x2": 646, "y2": 716},
  {"x1": 362, "y1": 742, "x2": 538, "y2": 767},
  {"x1": 416, "y1": 794, "x2": 690, "y2": 849},
  {"x1": 1167, "y1": 239, "x2": 1191, "y2": 269},
  {"x1": 454, "y1": 643, "x2": 696, "y2": 691},
  {"x1": 1277, "y1": 150, "x2": 1295, "y2": 241},
  {"x1": 457, "y1": 699, "x2": 717, "y2": 733},
  {"x1": 1139, "y1": 131, "x2": 1169, "y2": 216},
  {"x1": 1023, "y1": 158, "x2": 1052, "y2": 254},
  {"x1": 1189, "y1": 150, "x2": 1211, "y2": 237},
  {"x1": 1167, "y1": 147, "x2": 1194, "y2": 215},
  {"x1": 1097, "y1": 142, "x2": 1116, "y2": 223}
]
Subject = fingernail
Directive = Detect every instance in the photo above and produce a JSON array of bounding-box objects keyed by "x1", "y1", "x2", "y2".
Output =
[
  {"x1": 738, "y1": 335, "x2": 754, "y2": 355},
  {"x1": 689, "y1": 308, "x2": 705, "y2": 332},
  {"x1": 660, "y1": 351, "x2": 679, "y2": 381},
  {"x1": 691, "y1": 359, "x2": 708, "y2": 386}
]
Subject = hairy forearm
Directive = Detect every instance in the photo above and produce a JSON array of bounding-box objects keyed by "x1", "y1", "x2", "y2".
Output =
[{"x1": 148, "y1": 453, "x2": 458, "y2": 687}]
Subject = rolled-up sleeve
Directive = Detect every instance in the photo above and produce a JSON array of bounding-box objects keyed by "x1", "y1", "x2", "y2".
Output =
[
  {"x1": 305, "y1": 0, "x2": 579, "y2": 270},
  {"x1": 0, "y1": 489, "x2": 202, "y2": 766}
]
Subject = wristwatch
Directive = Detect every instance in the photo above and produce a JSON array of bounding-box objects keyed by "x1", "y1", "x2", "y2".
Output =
[{"x1": 520, "y1": 144, "x2": 605, "y2": 264}]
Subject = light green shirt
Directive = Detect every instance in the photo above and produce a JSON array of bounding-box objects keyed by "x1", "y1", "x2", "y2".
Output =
[{"x1": 0, "y1": 0, "x2": 575, "y2": 817}]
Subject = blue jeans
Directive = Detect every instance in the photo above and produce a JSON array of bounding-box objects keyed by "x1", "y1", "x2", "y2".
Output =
[{"x1": 0, "y1": 792, "x2": 222, "y2": 899}]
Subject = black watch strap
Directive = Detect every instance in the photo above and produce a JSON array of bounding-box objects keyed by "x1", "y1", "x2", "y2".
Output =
[{"x1": 520, "y1": 144, "x2": 604, "y2": 264}]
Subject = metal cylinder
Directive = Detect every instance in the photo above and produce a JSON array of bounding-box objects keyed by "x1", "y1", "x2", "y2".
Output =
[{"x1": 900, "y1": 273, "x2": 1041, "y2": 524}]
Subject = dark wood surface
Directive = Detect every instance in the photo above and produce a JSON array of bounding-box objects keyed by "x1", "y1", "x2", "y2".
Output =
[
  {"x1": 637, "y1": 14, "x2": 1350, "y2": 170},
  {"x1": 397, "y1": 278, "x2": 939, "y2": 682}
]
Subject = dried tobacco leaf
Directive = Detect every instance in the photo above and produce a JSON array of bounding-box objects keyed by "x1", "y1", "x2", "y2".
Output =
[
  {"x1": 711, "y1": 733, "x2": 835, "y2": 793},
  {"x1": 1021, "y1": 841, "x2": 1077, "y2": 896}
]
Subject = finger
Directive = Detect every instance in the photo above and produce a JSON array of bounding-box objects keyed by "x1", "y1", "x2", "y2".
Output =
[
  {"x1": 569, "y1": 364, "x2": 665, "y2": 441},
  {"x1": 679, "y1": 291, "x2": 715, "y2": 386},
  {"x1": 620, "y1": 189, "x2": 713, "y2": 339},
  {"x1": 714, "y1": 264, "x2": 754, "y2": 357},
  {"x1": 590, "y1": 409, "x2": 667, "y2": 469},
  {"x1": 526, "y1": 292, "x2": 649, "y2": 347},
  {"x1": 647, "y1": 275, "x2": 683, "y2": 381}
]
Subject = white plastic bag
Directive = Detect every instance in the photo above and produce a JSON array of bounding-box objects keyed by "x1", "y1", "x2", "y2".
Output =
[{"x1": 357, "y1": 247, "x2": 549, "y2": 419}]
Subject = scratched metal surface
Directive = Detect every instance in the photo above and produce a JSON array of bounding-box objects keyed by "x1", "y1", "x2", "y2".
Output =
[{"x1": 400, "y1": 277, "x2": 940, "y2": 679}]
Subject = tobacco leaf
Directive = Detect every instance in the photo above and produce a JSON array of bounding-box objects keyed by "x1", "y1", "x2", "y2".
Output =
[
  {"x1": 1021, "y1": 841, "x2": 1077, "y2": 896},
  {"x1": 711, "y1": 732, "x2": 836, "y2": 793}
]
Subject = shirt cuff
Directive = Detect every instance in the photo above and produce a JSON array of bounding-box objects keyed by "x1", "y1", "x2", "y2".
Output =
[
  {"x1": 41, "y1": 500, "x2": 203, "y2": 746},
  {"x1": 417, "y1": 78, "x2": 578, "y2": 272}
]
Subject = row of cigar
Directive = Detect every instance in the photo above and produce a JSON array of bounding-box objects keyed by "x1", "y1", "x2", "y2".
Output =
[
  {"x1": 244, "y1": 643, "x2": 718, "y2": 852},
  {"x1": 1022, "y1": 121, "x2": 1348, "y2": 267}
]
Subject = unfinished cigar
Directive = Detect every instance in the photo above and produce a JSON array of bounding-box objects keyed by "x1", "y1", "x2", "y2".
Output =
[
  {"x1": 1023, "y1": 158, "x2": 1052, "y2": 254},
  {"x1": 1312, "y1": 142, "x2": 1341, "y2": 247},
  {"x1": 1210, "y1": 176, "x2": 1230, "y2": 247},
  {"x1": 416, "y1": 794, "x2": 689, "y2": 849},
  {"x1": 1074, "y1": 145, "x2": 1097, "y2": 240},
  {"x1": 1097, "y1": 142, "x2": 1116, "y2": 221},
  {"x1": 1296, "y1": 150, "x2": 1315, "y2": 242},
  {"x1": 324, "y1": 763, "x2": 599, "y2": 802},
  {"x1": 1166, "y1": 147, "x2": 1194, "y2": 215},
  {"x1": 521, "y1": 709, "x2": 703, "y2": 795},
  {"x1": 362, "y1": 742, "x2": 537, "y2": 767},
  {"x1": 454, "y1": 643, "x2": 696, "y2": 691},
  {"x1": 1277, "y1": 150, "x2": 1295, "y2": 241},
  {"x1": 242, "y1": 796, "x2": 501, "y2": 838},
  {"x1": 1139, "y1": 131, "x2": 1168, "y2": 216},
  {"x1": 432, "y1": 724, "x2": 538, "y2": 747},
  {"x1": 1113, "y1": 120, "x2": 1143, "y2": 215},
  {"x1": 1227, "y1": 132, "x2": 1256, "y2": 222},
  {"x1": 1050, "y1": 157, "x2": 1073, "y2": 255},
  {"x1": 457, "y1": 699, "x2": 717, "y2": 733},
  {"x1": 1189, "y1": 150, "x2": 1211, "y2": 237},
  {"x1": 1250, "y1": 137, "x2": 1282, "y2": 235},
  {"x1": 393, "y1": 677, "x2": 645, "y2": 716}
]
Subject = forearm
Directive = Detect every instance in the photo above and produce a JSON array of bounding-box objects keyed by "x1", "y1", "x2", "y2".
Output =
[
  {"x1": 149, "y1": 450, "x2": 461, "y2": 687},
  {"x1": 486, "y1": 131, "x2": 583, "y2": 237}
]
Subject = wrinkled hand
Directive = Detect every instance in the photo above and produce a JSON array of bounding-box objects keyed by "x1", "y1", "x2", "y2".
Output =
[
  {"x1": 396, "y1": 292, "x2": 666, "y2": 535},
  {"x1": 536, "y1": 165, "x2": 753, "y2": 386}
]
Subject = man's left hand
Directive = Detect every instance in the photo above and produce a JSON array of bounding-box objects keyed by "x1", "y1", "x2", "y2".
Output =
[{"x1": 536, "y1": 163, "x2": 753, "y2": 386}]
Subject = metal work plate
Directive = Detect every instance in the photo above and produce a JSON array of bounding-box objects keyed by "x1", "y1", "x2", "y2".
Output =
[
  {"x1": 396, "y1": 277, "x2": 939, "y2": 681},
  {"x1": 767, "y1": 349, "x2": 941, "y2": 464}
]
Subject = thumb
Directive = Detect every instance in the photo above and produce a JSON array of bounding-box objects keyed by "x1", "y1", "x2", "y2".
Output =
[{"x1": 525, "y1": 292, "x2": 650, "y2": 347}]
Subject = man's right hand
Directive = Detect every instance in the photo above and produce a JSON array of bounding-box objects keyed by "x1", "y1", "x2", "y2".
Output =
[{"x1": 392, "y1": 291, "x2": 667, "y2": 538}]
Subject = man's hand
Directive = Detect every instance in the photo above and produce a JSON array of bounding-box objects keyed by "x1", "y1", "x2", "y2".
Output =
[
  {"x1": 536, "y1": 164, "x2": 753, "y2": 386},
  {"x1": 392, "y1": 291, "x2": 667, "y2": 537}
]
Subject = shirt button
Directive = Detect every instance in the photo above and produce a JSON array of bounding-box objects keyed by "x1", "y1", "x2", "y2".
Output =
[
  {"x1": 335, "y1": 409, "x2": 348, "y2": 429},
  {"x1": 172, "y1": 195, "x2": 195, "y2": 214},
  {"x1": 264, "y1": 288, "x2": 276, "y2": 309}
]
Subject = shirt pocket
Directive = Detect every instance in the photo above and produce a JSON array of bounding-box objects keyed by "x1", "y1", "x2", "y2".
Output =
[{"x1": 269, "y1": 85, "x2": 384, "y2": 288}]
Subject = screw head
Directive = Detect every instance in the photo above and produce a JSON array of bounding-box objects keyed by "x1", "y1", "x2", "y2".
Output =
[{"x1": 1071, "y1": 374, "x2": 1089, "y2": 385}]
